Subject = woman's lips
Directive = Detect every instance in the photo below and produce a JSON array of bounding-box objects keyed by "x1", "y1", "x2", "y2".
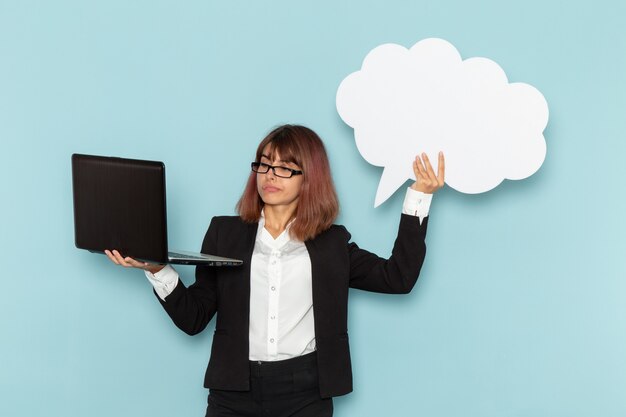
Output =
[{"x1": 262, "y1": 185, "x2": 280, "y2": 192}]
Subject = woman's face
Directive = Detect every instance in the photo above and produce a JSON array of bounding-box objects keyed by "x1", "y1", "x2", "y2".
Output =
[{"x1": 256, "y1": 145, "x2": 304, "y2": 211}]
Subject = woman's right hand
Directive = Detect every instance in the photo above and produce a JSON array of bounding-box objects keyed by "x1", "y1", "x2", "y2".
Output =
[{"x1": 104, "y1": 249, "x2": 166, "y2": 275}]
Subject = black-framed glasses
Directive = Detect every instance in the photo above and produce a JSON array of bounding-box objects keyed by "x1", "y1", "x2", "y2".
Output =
[{"x1": 251, "y1": 162, "x2": 303, "y2": 178}]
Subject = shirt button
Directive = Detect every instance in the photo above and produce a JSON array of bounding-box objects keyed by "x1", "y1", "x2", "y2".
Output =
[
  {"x1": 271, "y1": 286, "x2": 276, "y2": 291},
  {"x1": 270, "y1": 338, "x2": 274, "y2": 343}
]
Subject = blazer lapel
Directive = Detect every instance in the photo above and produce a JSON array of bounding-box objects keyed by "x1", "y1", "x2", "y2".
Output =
[
  {"x1": 305, "y1": 237, "x2": 326, "y2": 337},
  {"x1": 240, "y1": 221, "x2": 258, "y2": 344}
]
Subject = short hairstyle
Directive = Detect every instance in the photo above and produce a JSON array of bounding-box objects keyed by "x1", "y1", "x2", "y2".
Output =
[{"x1": 236, "y1": 124, "x2": 339, "y2": 241}]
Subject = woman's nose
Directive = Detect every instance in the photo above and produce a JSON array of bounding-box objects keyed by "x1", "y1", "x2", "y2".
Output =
[{"x1": 265, "y1": 168, "x2": 277, "y2": 180}]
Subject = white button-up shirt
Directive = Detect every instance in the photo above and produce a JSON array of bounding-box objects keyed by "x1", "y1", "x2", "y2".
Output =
[{"x1": 248, "y1": 213, "x2": 315, "y2": 361}]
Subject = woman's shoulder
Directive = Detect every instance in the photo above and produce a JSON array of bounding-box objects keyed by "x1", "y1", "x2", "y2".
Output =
[
  {"x1": 311, "y1": 223, "x2": 351, "y2": 243},
  {"x1": 208, "y1": 215, "x2": 254, "y2": 230},
  {"x1": 210, "y1": 215, "x2": 247, "y2": 224},
  {"x1": 201, "y1": 216, "x2": 256, "y2": 250}
]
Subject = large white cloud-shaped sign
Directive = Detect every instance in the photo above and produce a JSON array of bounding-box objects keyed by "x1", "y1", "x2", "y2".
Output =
[{"x1": 336, "y1": 38, "x2": 549, "y2": 206}]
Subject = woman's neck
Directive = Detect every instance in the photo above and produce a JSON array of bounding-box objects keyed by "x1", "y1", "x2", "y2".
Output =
[{"x1": 262, "y1": 205, "x2": 296, "y2": 239}]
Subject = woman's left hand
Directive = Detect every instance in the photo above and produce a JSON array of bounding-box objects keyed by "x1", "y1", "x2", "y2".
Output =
[{"x1": 411, "y1": 152, "x2": 445, "y2": 194}]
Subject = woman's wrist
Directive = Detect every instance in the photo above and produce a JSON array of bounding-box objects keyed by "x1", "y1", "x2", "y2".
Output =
[{"x1": 145, "y1": 264, "x2": 166, "y2": 274}]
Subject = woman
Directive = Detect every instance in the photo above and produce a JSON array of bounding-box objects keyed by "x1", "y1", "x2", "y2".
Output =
[{"x1": 106, "y1": 124, "x2": 445, "y2": 417}]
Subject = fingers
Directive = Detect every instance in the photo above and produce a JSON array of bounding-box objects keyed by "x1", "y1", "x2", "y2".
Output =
[
  {"x1": 111, "y1": 249, "x2": 129, "y2": 266},
  {"x1": 104, "y1": 249, "x2": 121, "y2": 265},
  {"x1": 437, "y1": 151, "x2": 445, "y2": 185},
  {"x1": 421, "y1": 153, "x2": 439, "y2": 184},
  {"x1": 413, "y1": 155, "x2": 428, "y2": 179},
  {"x1": 412, "y1": 151, "x2": 445, "y2": 193},
  {"x1": 105, "y1": 249, "x2": 150, "y2": 270}
]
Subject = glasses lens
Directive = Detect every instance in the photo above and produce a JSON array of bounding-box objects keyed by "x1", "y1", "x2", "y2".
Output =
[{"x1": 274, "y1": 166, "x2": 293, "y2": 178}]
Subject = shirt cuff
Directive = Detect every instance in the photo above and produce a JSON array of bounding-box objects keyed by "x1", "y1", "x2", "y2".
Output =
[
  {"x1": 145, "y1": 265, "x2": 179, "y2": 301},
  {"x1": 402, "y1": 187, "x2": 433, "y2": 225}
]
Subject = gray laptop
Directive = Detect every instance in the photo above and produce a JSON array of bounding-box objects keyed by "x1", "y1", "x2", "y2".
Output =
[{"x1": 72, "y1": 153, "x2": 242, "y2": 266}]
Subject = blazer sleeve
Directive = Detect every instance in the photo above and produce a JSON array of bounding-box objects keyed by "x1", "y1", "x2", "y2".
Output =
[
  {"x1": 347, "y1": 213, "x2": 428, "y2": 294},
  {"x1": 156, "y1": 217, "x2": 220, "y2": 335}
]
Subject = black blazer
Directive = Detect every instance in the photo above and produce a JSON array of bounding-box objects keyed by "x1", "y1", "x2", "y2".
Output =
[{"x1": 158, "y1": 213, "x2": 428, "y2": 398}]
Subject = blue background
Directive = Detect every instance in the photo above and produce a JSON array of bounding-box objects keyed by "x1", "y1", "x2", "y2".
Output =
[{"x1": 1, "y1": 1, "x2": 625, "y2": 416}]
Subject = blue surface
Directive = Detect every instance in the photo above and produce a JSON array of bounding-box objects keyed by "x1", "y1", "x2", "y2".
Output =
[{"x1": 1, "y1": 1, "x2": 625, "y2": 416}]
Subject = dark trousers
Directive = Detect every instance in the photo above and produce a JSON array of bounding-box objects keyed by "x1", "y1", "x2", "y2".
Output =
[{"x1": 205, "y1": 352, "x2": 333, "y2": 417}]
